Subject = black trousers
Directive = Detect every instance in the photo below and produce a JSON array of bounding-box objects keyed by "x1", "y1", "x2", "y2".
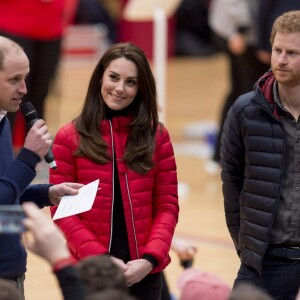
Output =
[
  {"x1": 0, "y1": 31, "x2": 61, "y2": 134},
  {"x1": 234, "y1": 253, "x2": 300, "y2": 300},
  {"x1": 129, "y1": 272, "x2": 162, "y2": 300},
  {"x1": 212, "y1": 34, "x2": 269, "y2": 162}
]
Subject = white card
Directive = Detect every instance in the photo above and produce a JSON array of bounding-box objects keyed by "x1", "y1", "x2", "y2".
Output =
[{"x1": 52, "y1": 179, "x2": 99, "y2": 220}]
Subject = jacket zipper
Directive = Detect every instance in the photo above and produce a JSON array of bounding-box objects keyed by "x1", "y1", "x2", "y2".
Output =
[
  {"x1": 108, "y1": 120, "x2": 114, "y2": 252},
  {"x1": 253, "y1": 92, "x2": 286, "y2": 273},
  {"x1": 125, "y1": 173, "x2": 139, "y2": 258},
  {"x1": 107, "y1": 120, "x2": 139, "y2": 258}
]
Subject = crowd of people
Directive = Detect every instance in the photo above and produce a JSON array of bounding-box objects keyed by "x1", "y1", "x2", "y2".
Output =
[{"x1": 2, "y1": 1, "x2": 300, "y2": 300}]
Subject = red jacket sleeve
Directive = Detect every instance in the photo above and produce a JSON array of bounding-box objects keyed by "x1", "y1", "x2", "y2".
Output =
[{"x1": 50, "y1": 124, "x2": 107, "y2": 259}]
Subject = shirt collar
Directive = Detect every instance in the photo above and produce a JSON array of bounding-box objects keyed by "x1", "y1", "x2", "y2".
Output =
[
  {"x1": 273, "y1": 80, "x2": 287, "y2": 112},
  {"x1": 0, "y1": 110, "x2": 7, "y2": 122}
]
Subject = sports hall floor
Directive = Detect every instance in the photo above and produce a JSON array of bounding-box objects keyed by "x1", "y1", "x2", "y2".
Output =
[{"x1": 26, "y1": 50, "x2": 240, "y2": 299}]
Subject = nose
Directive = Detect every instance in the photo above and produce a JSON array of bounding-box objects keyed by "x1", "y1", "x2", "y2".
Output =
[
  {"x1": 115, "y1": 81, "x2": 125, "y2": 94},
  {"x1": 277, "y1": 52, "x2": 288, "y2": 65},
  {"x1": 18, "y1": 79, "x2": 27, "y2": 95}
]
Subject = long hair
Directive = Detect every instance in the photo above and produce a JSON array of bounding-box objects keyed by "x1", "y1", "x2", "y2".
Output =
[{"x1": 74, "y1": 42, "x2": 159, "y2": 174}]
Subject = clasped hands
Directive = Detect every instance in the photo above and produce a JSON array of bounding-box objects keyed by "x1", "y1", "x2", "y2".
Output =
[{"x1": 110, "y1": 256, "x2": 153, "y2": 287}]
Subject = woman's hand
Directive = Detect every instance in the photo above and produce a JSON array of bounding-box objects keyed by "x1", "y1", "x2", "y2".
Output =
[{"x1": 124, "y1": 259, "x2": 153, "y2": 286}]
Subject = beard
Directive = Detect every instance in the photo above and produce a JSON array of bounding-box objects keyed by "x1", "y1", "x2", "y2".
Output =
[{"x1": 272, "y1": 65, "x2": 300, "y2": 87}]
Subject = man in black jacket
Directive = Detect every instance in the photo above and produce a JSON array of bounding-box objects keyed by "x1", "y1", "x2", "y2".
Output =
[{"x1": 221, "y1": 10, "x2": 300, "y2": 300}]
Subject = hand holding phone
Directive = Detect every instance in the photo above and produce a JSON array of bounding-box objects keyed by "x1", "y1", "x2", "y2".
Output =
[{"x1": 0, "y1": 205, "x2": 26, "y2": 234}]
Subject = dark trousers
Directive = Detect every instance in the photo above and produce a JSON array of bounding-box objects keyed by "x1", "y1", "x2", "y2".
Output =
[
  {"x1": 212, "y1": 34, "x2": 269, "y2": 162},
  {"x1": 161, "y1": 271, "x2": 172, "y2": 300},
  {"x1": 129, "y1": 272, "x2": 162, "y2": 300},
  {"x1": 0, "y1": 31, "x2": 61, "y2": 134},
  {"x1": 234, "y1": 254, "x2": 300, "y2": 300}
]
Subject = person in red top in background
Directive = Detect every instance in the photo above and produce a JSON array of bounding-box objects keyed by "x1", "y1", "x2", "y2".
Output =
[
  {"x1": 49, "y1": 42, "x2": 179, "y2": 300},
  {"x1": 0, "y1": 0, "x2": 79, "y2": 151}
]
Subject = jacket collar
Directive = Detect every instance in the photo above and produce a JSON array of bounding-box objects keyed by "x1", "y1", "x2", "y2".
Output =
[{"x1": 256, "y1": 70, "x2": 281, "y2": 120}]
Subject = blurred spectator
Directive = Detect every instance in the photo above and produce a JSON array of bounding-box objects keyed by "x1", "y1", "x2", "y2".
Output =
[
  {"x1": 256, "y1": 0, "x2": 300, "y2": 65},
  {"x1": 177, "y1": 268, "x2": 231, "y2": 300},
  {"x1": 175, "y1": 0, "x2": 217, "y2": 56},
  {"x1": 161, "y1": 237, "x2": 198, "y2": 300},
  {"x1": 228, "y1": 283, "x2": 273, "y2": 300},
  {"x1": 73, "y1": 0, "x2": 117, "y2": 43},
  {"x1": 86, "y1": 289, "x2": 137, "y2": 300},
  {"x1": 206, "y1": 0, "x2": 269, "y2": 173},
  {"x1": 0, "y1": 279, "x2": 22, "y2": 300},
  {"x1": 76, "y1": 255, "x2": 128, "y2": 295},
  {"x1": 0, "y1": 0, "x2": 79, "y2": 151}
]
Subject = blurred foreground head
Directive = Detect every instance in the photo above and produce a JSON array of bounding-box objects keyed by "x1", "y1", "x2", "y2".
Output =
[
  {"x1": 76, "y1": 254, "x2": 127, "y2": 294},
  {"x1": 177, "y1": 268, "x2": 231, "y2": 300}
]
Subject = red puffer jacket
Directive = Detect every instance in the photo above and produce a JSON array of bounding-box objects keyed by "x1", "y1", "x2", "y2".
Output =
[{"x1": 50, "y1": 116, "x2": 179, "y2": 273}]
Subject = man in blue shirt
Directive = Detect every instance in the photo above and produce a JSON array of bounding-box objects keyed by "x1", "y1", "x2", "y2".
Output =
[{"x1": 0, "y1": 36, "x2": 82, "y2": 298}]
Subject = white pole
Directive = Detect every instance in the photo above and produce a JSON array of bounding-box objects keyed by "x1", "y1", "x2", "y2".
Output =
[{"x1": 153, "y1": 5, "x2": 167, "y2": 123}]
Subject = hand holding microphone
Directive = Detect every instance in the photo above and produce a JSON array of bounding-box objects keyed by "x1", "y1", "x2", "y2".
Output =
[{"x1": 21, "y1": 102, "x2": 57, "y2": 169}]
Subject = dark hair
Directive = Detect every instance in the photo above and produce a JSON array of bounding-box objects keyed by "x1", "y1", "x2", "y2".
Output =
[
  {"x1": 86, "y1": 289, "x2": 137, "y2": 300},
  {"x1": 76, "y1": 255, "x2": 128, "y2": 294},
  {"x1": 228, "y1": 283, "x2": 272, "y2": 300},
  {"x1": 74, "y1": 42, "x2": 159, "y2": 174},
  {"x1": 270, "y1": 10, "x2": 300, "y2": 45}
]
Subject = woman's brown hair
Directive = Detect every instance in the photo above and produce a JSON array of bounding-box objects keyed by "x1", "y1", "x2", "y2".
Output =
[{"x1": 74, "y1": 42, "x2": 159, "y2": 174}]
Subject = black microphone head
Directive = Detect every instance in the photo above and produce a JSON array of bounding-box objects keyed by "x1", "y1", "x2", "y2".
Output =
[{"x1": 20, "y1": 102, "x2": 38, "y2": 123}]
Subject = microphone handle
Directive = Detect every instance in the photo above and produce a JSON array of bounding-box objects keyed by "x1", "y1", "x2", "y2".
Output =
[{"x1": 26, "y1": 118, "x2": 57, "y2": 170}]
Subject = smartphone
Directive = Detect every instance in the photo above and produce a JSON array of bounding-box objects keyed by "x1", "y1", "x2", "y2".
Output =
[{"x1": 0, "y1": 205, "x2": 26, "y2": 234}]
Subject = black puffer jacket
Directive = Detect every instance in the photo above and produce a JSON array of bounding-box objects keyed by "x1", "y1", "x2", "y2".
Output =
[{"x1": 220, "y1": 70, "x2": 285, "y2": 273}]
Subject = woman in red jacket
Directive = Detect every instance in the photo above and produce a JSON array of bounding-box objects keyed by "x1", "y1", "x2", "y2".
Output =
[{"x1": 50, "y1": 42, "x2": 179, "y2": 300}]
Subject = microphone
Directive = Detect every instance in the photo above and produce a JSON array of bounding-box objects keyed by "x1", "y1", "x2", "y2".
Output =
[{"x1": 20, "y1": 102, "x2": 57, "y2": 170}]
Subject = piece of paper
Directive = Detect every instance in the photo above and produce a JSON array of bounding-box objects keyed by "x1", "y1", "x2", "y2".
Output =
[{"x1": 52, "y1": 179, "x2": 99, "y2": 220}]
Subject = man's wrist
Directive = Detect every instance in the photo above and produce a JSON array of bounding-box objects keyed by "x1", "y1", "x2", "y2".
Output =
[{"x1": 17, "y1": 147, "x2": 41, "y2": 170}]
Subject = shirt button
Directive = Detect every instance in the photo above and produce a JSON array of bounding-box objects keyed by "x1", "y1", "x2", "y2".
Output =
[{"x1": 296, "y1": 186, "x2": 300, "y2": 191}]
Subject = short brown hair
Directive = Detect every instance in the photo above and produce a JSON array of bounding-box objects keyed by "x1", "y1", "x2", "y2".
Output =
[
  {"x1": 0, "y1": 36, "x2": 23, "y2": 70},
  {"x1": 270, "y1": 10, "x2": 300, "y2": 45}
]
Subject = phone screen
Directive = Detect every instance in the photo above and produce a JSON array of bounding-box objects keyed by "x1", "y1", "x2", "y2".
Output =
[{"x1": 0, "y1": 205, "x2": 26, "y2": 234}]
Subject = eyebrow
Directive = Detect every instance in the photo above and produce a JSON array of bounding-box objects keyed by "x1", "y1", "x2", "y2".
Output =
[{"x1": 109, "y1": 70, "x2": 138, "y2": 79}]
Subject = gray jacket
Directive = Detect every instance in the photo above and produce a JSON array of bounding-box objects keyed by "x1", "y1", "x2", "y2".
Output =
[{"x1": 208, "y1": 0, "x2": 259, "y2": 46}]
